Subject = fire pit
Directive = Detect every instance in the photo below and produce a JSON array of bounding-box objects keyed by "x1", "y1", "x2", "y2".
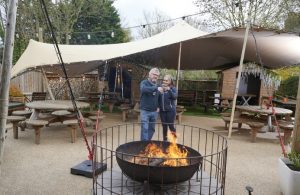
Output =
[
  {"x1": 92, "y1": 123, "x2": 228, "y2": 194},
  {"x1": 116, "y1": 140, "x2": 202, "y2": 184}
]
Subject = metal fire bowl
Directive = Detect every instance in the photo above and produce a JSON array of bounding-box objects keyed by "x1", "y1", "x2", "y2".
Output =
[{"x1": 116, "y1": 140, "x2": 202, "y2": 184}]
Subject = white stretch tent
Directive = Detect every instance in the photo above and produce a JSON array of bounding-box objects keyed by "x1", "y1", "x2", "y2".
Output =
[
  {"x1": 11, "y1": 21, "x2": 208, "y2": 77},
  {"x1": 11, "y1": 21, "x2": 300, "y2": 78}
]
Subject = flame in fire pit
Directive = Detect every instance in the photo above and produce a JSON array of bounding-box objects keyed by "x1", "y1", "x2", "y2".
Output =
[{"x1": 133, "y1": 131, "x2": 188, "y2": 166}]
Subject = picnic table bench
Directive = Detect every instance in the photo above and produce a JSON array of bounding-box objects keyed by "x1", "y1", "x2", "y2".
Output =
[
  {"x1": 177, "y1": 90, "x2": 196, "y2": 106},
  {"x1": 221, "y1": 110, "x2": 294, "y2": 142},
  {"x1": 8, "y1": 102, "x2": 25, "y2": 115},
  {"x1": 118, "y1": 104, "x2": 132, "y2": 122}
]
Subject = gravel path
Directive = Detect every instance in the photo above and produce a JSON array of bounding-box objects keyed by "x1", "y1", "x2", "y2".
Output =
[{"x1": 0, "y1": 114, "x2": 282, "y2": 195}]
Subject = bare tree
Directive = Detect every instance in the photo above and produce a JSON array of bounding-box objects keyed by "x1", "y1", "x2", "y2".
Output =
[
  {"x1": 136, "y1": 9, "x2": 174, "y2": 39},
  {"x1": 52, "y1": 0, "x2": 85, "y2": 44},
  {"x1": 194, "y1": 0, "x2": 295, "y2": 29}
]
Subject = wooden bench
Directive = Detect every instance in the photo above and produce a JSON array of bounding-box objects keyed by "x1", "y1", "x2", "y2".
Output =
[
  {"x1": 63, "y1": 119, "x2": 78, "y2": 143},
  {"x1": 221, "y1": 116, "x2": 243, "y2": 130},
  {"x1": 4, "y1": 123, "x2": 13, "y2": 140},
  {"x1": 220, "y1": 111, "x2": 245, "y2": 130},
  {"x1": 31, "y1": 92, "x2": 47, "y2": 101},
  {"x1": 119, "y1": 105, "x2": 131, "y2": 122},
  {"x1": 12, "y1": 110, "x2": 32, "y2": 118},
  {"x1": 278, "y1": 120, "x2": 294, "y2": 145},
  {"x1": 26, "y1": 120, "x2": 48, "y2": 144},
  {"x1": 7, "y1": 115, "x2": 26, "y2": 139},
  {"x1": 175, "y1": 111, "x2": 183, "y2": 124},
  {"x1": 51, "y1": 110, "x2": 73, "y2": 123},
  {"x1": 177, "y1": 90, "x2": 196, "y2": 106},
  {"x1": 88, "y1": 115, "x2": 106, "y2": 129},
  {"x1": 245, "y1": 121, "x2": 265, "y2": 142}
]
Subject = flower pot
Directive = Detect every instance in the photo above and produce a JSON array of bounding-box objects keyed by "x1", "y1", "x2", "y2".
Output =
[{"x1": 278, "y1": 157, "x2": 300, "y2": 195}]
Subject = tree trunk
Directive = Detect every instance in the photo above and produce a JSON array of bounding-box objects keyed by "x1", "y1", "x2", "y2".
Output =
[
  {"x1": 291, "y1": 75, "x2": 300, "y2": 152},
  {"x1": 0, "y1": 0, "x2": 18, "y2": 172}
]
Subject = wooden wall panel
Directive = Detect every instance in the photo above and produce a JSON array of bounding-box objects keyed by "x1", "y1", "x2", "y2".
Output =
[{"x1": 10, "y1": 71, "x2": 44, "y2": 93}]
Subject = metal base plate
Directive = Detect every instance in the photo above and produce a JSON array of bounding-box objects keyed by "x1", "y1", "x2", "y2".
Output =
[{"x1": 71, "y1": 160, "x2": 107, "y2": 178}]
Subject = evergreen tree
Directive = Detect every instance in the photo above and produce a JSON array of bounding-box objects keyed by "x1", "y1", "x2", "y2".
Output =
[
  {"x1": 285, "y1": 12, "x2": 300, "y2": 33},
  {"x1": 70, "y1": 0, "x2": 129, "y2": 44}
]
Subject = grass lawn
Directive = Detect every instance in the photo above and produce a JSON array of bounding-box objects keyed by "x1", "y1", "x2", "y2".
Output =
[
  {"x1": 183, "y1": 105, "x2": 224, "y2": 118},
  {"x1": 83, "y1": 104, "x2": 228, "y2": 118}
]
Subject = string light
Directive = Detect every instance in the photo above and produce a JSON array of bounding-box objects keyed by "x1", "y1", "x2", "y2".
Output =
[
  {"x1": 69, "y1": 10, "x2": 212, "y2": 36},
  {"x1": 16, "y1": 7, "x2": 235, "y2": 41}
]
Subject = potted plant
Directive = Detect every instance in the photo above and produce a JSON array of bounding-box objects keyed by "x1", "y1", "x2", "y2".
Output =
[{"x1": 278, "y1": 151, "x2": 300, "y2": 195}]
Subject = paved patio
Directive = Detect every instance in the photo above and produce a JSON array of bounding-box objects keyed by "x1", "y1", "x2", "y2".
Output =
[{"x1": 0, "y1": 113, "x2": 282, "y2": 194}]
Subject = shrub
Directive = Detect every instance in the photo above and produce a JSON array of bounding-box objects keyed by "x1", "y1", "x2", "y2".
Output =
[
  {"x1": 287, "y1": 151, "x2": 300, "y2": 171},
  {"x1": 277, "y1": 76, "x2": 298, "y2": 98},
  {"x1": 9, "y1": 84, "x2": 23, "y2": 97}
]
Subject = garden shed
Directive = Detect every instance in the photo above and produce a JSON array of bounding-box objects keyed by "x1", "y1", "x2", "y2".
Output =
[{"x1": 219, "y1": 65, "x2": 277, "y2": 105}]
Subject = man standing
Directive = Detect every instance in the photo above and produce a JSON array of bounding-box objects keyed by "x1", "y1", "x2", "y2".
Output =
[{"x1": 140, "y1": 68, "x2": 163, "y2": 141}]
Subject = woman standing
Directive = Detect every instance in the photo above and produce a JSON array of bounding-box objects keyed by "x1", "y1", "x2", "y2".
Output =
[{"x1": 158, "y1": 74, "x2": 178, "y2": 141}]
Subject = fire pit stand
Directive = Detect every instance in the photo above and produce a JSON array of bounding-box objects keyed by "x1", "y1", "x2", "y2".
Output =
[{"x1": 92, "y1": 123, "x2": 228, "y2": 195}]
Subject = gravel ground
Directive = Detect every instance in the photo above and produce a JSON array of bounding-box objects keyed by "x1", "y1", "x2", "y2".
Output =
[{"x1": 0, "y1": 113, "x2": 282, "y2": 195}]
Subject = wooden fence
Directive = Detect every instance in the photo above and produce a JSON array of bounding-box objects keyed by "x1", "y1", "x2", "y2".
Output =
[{"x1": 10, "y1": 71, "x2": 45, "y2": 93}]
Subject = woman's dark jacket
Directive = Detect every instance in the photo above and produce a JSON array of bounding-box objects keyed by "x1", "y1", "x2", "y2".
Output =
[{"x1": 158, "y1": 87, "x2": 177, "y2": 112}]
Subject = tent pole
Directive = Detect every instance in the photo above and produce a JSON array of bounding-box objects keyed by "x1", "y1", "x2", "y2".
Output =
[
  {"x1": 0, "y1": 0, "x2": 18, "y2": 172},
  {"x1": 175, "y1": 42, "x2": 182, "y2": 106},
  {"x1": 41, "y1": 68, "x2": 55, "y2": 100},
  {"x1": 228, "y1": 8, "x2": 252, "y2": 138}
]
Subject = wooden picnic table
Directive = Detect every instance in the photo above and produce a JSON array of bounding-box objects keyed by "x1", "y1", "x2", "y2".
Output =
[
  {"x1": 272, "y1": 98, "x2": 297, "y2": 109},
  {"x1": 26, "y1": 100, "x2": 89, "y2": 120},
  {"x1": 80, "y1": 92, "x2": 120, "y2": 112},
  {"x1": 236, "y1": 105, "x2": 293, "y2": 131}
]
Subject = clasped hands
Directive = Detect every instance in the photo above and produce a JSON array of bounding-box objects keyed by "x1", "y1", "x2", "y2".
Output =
[{"x1": 158, "y1": 85, "x2": 170, "y2": 93}]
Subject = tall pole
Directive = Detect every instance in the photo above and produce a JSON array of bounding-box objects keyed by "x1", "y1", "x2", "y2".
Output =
[
  {"x1": 175, "y1": 42, "x2": 182, "y2": 105},
  {"x1": 291, "y1": 75, "x2": 300, "y2": 152},
  {"x1": 0, "y1": 0, "x2": 19, "y2": 171},
  {"x1": 228, "y1": 2, "x2": 252, "y2": 138},
  {"x1": 41, "y1": 68, "x2": 55, "y2": 100},
  {"x1": 38, "y1": 28, "x2": 54, "y2": 100}
]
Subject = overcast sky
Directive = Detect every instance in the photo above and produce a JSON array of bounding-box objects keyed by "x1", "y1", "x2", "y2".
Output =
[{"x1": 113, "y1": 0, "x2": 199, "y2": 28}]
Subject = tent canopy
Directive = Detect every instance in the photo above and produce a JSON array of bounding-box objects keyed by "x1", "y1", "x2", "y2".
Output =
[
  {"x1": 11, "y1": 21, "x2": 300, "y2": 77},
  {"x1": 11, "y1": 21, "x2": 208, "y2": 77}
]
